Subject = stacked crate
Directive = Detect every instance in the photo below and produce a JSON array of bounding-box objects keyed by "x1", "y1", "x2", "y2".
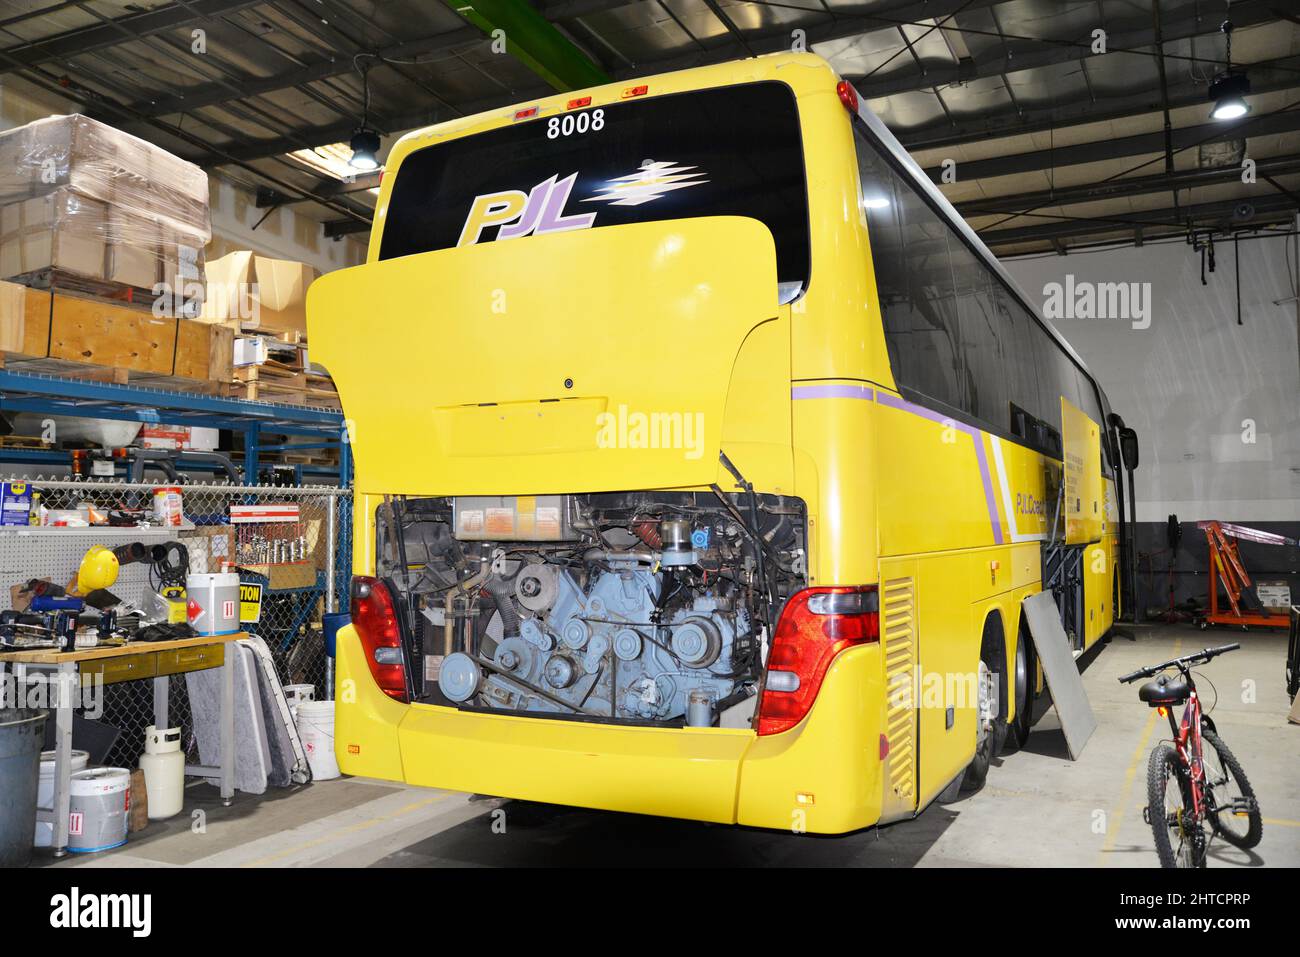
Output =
[{"x1": 0, "y1": 114, "x2": 210, "y2": 307}]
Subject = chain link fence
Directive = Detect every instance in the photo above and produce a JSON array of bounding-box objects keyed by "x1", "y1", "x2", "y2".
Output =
[{"x1": 0, "y1": 477, "x2": 351, "y2": 771}]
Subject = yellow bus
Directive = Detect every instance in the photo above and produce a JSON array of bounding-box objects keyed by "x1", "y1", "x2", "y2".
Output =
[{"x1": 309, "y1": 51, "x2": 1125, "y2": 834}]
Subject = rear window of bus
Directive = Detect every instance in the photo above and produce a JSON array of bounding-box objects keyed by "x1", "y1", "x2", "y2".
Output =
[{"x1": 378, "y1": 81, "x2": 811, "y2": 295}]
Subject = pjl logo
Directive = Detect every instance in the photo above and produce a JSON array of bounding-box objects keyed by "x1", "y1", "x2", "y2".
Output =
[
  {"x1": 1042, "y1": 274, "x2": 1151, "y2": 330},
  {"x1": 459, "y1": 173, "x2": 595, "y2": 246},
  {"x1": 596, "y1": 404, "x2": 705, "y2": 460},
  {"x1": 1015, "y1": 492, "x2": 1045, "y2": 517}
]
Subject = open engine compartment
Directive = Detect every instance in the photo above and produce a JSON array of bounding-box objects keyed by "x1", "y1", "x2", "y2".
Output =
[{"x1": 375, "y1": 491, "x2": 808, "y2": 728}]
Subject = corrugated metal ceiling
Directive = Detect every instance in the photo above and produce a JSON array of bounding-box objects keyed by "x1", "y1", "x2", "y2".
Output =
[{"x1": 2, "y1": 0, "x2": 1298, "y2": 255}]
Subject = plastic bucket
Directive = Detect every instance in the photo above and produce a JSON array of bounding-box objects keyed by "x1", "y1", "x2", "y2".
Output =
[
  {"x1": 296, "y1": 700, "x2": 339, "y2": 781},
  {"x1": 68, "y1": 767, "x2": 129, "y2": 854},
  {"x1": 35, "y1": 749, "x2": 90, "y2": 847},
  {"x1": 283, "y1": 683, "x2": 315, "y2": 717},
  {"x1": 0, "y1": 709, "x2": 48, "y2": 867}
]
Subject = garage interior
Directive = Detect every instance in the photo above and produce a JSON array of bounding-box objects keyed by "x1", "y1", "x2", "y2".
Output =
[{"x1": 0, "y1": 0, "x2": 1296, "y2": 871}]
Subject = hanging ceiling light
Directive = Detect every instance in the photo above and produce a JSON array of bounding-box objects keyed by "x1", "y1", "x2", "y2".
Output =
[
  {"x1": 349, "y1": 56, "x2": 382, "y2": 170},
  {"x1": 348, "y1": 128, "x2": 381, "y2": 170},
  {"x1": 1209, "y1": 19, "x2": 1251, "y2": 120}
]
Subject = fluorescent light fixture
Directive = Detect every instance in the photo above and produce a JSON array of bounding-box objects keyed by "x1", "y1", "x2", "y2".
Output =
[{"x1": 863, "y1": 196, "x2": 891, "y2": 210}]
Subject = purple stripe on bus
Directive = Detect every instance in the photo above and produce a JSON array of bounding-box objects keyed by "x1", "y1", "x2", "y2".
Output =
[
  {"x1": 790, "y1": 384, "x2": 875, "y2": 400},
  {"x1": 874, "y1": 392, "x2": 1005, "y2": 545}
]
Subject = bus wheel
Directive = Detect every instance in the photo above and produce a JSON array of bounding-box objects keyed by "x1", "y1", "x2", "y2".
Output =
[
  {"x1": 1009, "y1": 626, "x2": 1034, "y2": 750},
  {"x1": 962, "y1": 622, "x2": 1007, "y2": 791}
]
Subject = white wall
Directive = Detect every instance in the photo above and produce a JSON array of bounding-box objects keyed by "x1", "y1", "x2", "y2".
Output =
[
  {"x1": 1004, "y1": 235, "x2": 1300, "y2": 522},
  {"x1": 206, "y1": 178, "x2": 365, "y2": 273}
]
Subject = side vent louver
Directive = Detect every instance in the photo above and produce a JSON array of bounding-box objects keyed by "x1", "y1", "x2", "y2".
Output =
[{"x1": 881, "y1": 577, "x2": 916, "y2": 818}]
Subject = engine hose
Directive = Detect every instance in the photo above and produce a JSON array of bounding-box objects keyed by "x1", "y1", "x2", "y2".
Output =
[
  {"x1": 484, "y1": 576, "x2": 522, "y2": 637},
  {"x1": 632, "y1": 519, "x2": 662, "y2": 549}
]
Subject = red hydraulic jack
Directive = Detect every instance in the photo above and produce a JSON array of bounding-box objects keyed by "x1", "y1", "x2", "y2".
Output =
[{"x1": 1197, "y1": 521, "x2": 1294, "y2": 631}]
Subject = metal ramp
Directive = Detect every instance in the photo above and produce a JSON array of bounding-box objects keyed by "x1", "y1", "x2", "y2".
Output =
[{"x1": 1022, "y1": 591, "x2": 1097, "y2": 759}]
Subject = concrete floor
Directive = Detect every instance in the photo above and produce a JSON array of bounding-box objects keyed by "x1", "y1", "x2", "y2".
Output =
[{"x1": 45, "y1": 623, "x2": 1300, "y2": 868}]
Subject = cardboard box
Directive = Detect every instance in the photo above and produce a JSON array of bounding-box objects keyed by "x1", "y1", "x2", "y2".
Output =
[
  {"x1": 200, "y1": 250, "x2": 316, "y2": 336},
  {"x1": 0, "y1": 191, "x2": 109, "y2": 281},
  {"x1": 182, "y1": 524, "x2": 235, "y2": 575},
  {"x1": 104, "y1": 207, "x2": 160, "y2": 289},
  {"x1": 139, "y1": 424, "x2": 219, "y2": 450},
  {"x1": 0, "y1": 115, "x2": 210, "y2": 228},
  {"x1": 233, "y1": 336, "x2": 269, "y2": 366},
  {"x1": 1256, "y1": 580, "x2": 1292, "y2": 614}
]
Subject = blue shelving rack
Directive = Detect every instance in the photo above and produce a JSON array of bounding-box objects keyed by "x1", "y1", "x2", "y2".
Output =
[{"x1": 0, "y1": 370, "x2": 350, "y2": 485}]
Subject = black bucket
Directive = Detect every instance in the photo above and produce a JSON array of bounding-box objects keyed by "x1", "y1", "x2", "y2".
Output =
[{"x1": 0, "y1": 709, "x2": 48, "y2": 867}]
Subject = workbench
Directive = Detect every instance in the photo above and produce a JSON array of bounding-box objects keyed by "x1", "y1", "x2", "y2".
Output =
[{"x1": 0, "y1": 632, "x2": 243, "y2": 857}]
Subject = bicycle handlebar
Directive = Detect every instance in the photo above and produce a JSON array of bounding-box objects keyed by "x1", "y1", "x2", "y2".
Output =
[{"x1": 1117, "y1": 643, "x2": 1240, "y2": 683}]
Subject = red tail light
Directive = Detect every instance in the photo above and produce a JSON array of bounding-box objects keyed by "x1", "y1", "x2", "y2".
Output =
[
  {"x1": 836, "y1": 79, "x2": 859, "y2": 113},
  {"x1": 756, "y1": 586, "x2": 879, "y2": 736},
  {"x1": 351, "y1": 576, "x2": 407, "y2": 702}
]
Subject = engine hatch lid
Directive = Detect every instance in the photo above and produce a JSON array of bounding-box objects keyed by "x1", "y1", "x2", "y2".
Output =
[{"x1": 308, "y1": 216, "x2": 779, "y2": 495}]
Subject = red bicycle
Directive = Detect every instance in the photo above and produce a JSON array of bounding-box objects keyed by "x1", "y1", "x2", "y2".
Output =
[{"x1": 1119, "y1": 644, "x2": 1261, "y2": 868}]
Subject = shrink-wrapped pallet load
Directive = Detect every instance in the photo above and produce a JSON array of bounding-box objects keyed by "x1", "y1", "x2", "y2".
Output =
[{"x1": 0, "y1": 114, "x2": 210, "y2": 312}]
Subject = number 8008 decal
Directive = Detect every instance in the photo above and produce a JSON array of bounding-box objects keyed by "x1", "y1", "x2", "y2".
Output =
[{"x1": 547, "y1": 109, "x2": 605, "y2": 139}]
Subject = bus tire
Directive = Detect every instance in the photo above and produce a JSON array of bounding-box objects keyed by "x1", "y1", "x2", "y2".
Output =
[
  {"x1": 1008, "y1": 623, "x2": 1034, "y2": 750},
  {"x1": 962, "y1": 617, "x2": 1007, "y2": 791}
]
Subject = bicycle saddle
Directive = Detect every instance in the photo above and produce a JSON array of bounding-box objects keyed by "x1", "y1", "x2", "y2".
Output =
[{"x1": 1138, "y1": 674, "x2": 1189, "y2": 706}]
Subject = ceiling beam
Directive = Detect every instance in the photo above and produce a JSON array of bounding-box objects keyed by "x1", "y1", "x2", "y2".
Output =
[
  {"x1": 0, "y1": 0, "x2": 262, "y2": 73},
  {"x1": 211, "y1": 0, "x2": 1007, "y2": 166},
  {"x1": 441, "y1": 0, "x2": 609, "y2": 91},
  {"x1": 849, "y1": 0, "x2": 1281, "y2": 98},
  {"x1": 979, "y1": 192, "x2": 1299, "y2": 246},
  {"x1": 124, "y1": 0, "x2": 625, "y2": 122},
  {"x1": 897, "y1": 62, "x2": 1300, "y2": 154},
  {"x1": 957, "y1": 154, "x2": 1300, "y2": 216},
  {"x1": 926, "y1": 107, "x2": 1300, "y2": 181}
]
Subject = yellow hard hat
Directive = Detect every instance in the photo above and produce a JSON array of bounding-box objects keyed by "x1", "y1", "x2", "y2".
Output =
[{"x1": 77, "y1": 544, "x2": 120, "y2": 593}]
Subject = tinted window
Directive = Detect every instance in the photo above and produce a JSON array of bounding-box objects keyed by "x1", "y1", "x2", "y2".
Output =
[
  {"x1": 952, "y1": 245, "x2": 1006, "y2": 427},
  {"x1": 993, "y1": 286, "x2": 1042, "y2": 428},
  {"x1": 379, "y1": 82, "x2": 811, "y2": 289},
  {"x1": 854, "y1": 126, "x2": 1105, "y2": 457},
  {"x1": 859, "y1": 140, "x2": 965, "y2": 411}
]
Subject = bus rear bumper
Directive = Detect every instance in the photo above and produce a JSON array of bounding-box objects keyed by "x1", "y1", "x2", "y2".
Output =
[{"x1": 334, "y1": 628, "x2": 885, "y2": 834}]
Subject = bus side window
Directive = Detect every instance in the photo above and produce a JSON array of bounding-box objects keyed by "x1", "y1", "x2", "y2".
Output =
[
  {"x1": 856, "y1": 135, "x2": 966, "y2": 413},
  {"x1": 953, "y1": 246, "x2": 1007, "y2": 428}
]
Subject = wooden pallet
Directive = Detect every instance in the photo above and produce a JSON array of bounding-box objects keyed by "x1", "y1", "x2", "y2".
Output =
[
  {"x1": 0, "y1": 434, "x2": 52, "y2": 449},
  {"x1": 227, "y1": 361, "x2": 340, "y2": 409},
  {"x1": 11, "y1": 268, "x2": 202, "y2": 315},
  {"x1": 0, "y1": 279, "x2": 233, "y2": 388}
]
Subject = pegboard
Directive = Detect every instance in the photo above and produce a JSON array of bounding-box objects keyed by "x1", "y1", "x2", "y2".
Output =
[{"x1": 0, "y1": 525, "x2": 183, "y2": 609}]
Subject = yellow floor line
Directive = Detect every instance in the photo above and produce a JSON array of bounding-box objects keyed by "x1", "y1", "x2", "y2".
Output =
[
  {"x1": 1262, "y1": 817, "x2": 1300, "y2": 828},
  {"x1": 1100, "y1": 637, "x2": 1181, "y2": 864},
  {"x1": 240, "y1": 794, "x2": 449, "y2": 867}
]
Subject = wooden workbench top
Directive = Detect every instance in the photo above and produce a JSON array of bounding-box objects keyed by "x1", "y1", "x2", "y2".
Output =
[{"x1": 0, "y1": 632, "x2": 245, "y2": 664}]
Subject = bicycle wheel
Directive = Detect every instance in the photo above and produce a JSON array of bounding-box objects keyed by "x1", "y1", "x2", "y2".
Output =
[
  {"x1": 1201, "y1": 729, "x2": 1262, "y2": 849},
  {"x1": 1147, "y1": 745, "x2": 1206, "y2": 868}
]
